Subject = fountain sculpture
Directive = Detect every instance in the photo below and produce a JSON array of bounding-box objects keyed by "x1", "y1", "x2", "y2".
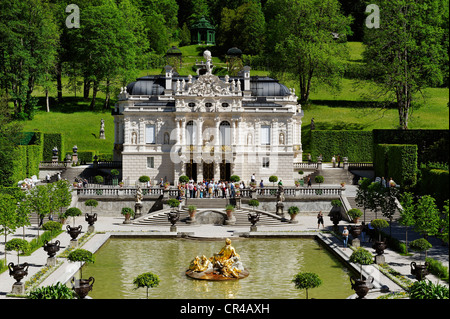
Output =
[{"x1": 186, "y1": 238, "x2": 249, "y2": 280}]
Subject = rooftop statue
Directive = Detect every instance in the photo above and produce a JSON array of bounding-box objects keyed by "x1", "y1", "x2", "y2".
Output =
[{"x1": 186, "y1": 238, "x2": 249, "y2": 280}]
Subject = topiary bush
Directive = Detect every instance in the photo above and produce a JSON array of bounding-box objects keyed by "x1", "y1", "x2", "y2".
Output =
[
  {"x1": 42, "y1": 221, "x2": 63, "y2": 232},
  {"x1": 133, "y1": 272, "x2": 160, "y2": 299},
  {"x1": 139, "y1": 175, "x2": 150, "y2": 183},
  {"x1": 292, "y1": 272, "x2": 322, "y2": 299}
]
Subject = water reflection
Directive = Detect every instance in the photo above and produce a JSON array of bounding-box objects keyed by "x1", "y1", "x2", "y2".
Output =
[{"x1": 82, "y1": 238, "x2": 355, "y2": 299}]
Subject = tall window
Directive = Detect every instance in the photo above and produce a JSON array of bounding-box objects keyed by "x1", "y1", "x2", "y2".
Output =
[
  {"x1": 219, "y1": 121, "x2": 231, "y2": 145},
  {"x1": 260, "y1": 125, "x2": 271, "y2": 145},
  {"x1": 145, "y1": 124, "x2": 155, "y2": 144},
  {"x1": 147, "y1": 157, "x2": 154, "y2": 168},
  {"x1": 262, "y1": 157, "x2": 270, "y2": 168},
  {"x1": 186, "y1": 121, "x2": 196, "y2": 145}
]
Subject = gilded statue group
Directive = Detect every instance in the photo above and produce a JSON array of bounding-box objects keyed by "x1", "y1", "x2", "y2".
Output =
[{"x1": 187, "y1": 238, "x2": 247, "y2": 280}]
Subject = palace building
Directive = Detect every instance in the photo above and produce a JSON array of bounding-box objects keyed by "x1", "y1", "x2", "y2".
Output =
[{"x1": 112, "y1": 51, "x2": 303, "y2": 185}]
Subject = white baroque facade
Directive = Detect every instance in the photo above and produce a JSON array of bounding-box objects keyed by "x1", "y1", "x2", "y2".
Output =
[{"x1": 113, "y1": 51, "x2": 303, "y2": 185}]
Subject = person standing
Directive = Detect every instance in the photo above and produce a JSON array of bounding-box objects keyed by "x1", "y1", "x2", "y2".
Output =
[
  {"x1": 332, "y1": 155, "x2": 336, "y2": 168},
  {"x1": 337, "y1": 154, "x2": 341, "y2": 168},
  {"x1": 307, "y1": 176, "x2": 312, "y2": 187},
  {"x1": 317, "y1": 211, "x2": 324, "y2": 229},
  {"x1": 251, "y1": 173, "x2": 256, "y2": 183},
  {"x1": 342, "y1": 226, "x2": 349, "y2": 250}
]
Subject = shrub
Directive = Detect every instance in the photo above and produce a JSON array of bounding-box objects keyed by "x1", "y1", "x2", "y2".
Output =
[
  {"x1": 93, "y1": 175, "x2": 104, "y2": 184},
  {"x1": 5, "y1": 238, "x2": 29, "y2": 257},
  {"x1": 178, "y1": 175, "x2": 189, "y2": 183},
  {"x1": 348, "y1": 208, "x2": 363, "y2": 219},
  {"x1": 230, "y1": 175, "x2": 240, "y2": 183},
  {"x1": 425, "y1": 257, "x2": 449, "y2": 282},
  {"x1": 248, "y1": 199, "x2": 260, "y2": 207},
  {"x1": 288, "y1": 206, "x2": 300, "y2": 215},
  {"x1": 409, "y1": 280, "x2": 449, "y2": 299},
  {"x1": 67, "y1": 249, "x2": 95, "y2": 264},
  {"x1": 226, "y1": 204, "x2": 235, "y2": 211},
  {"x1": 331, "y1": 199, "x2": 342, "y2": 207},
  {"x1": 121, "y1": 207, "x2": 134, "y2": 217},
  {"x1": 349, "y1": 247, "x2": 373, "y2": 265},
  {"x1": 167, "y1": 199, "x2": 180, "y2": 208},
  {"x1": 409, "y1": 238, "x2": 432, "y2": 253},
  {"x1": 110, "y1": 169, "x2": 120, "y2": 176},
  {"x1": 314, "y1": 175, "x2": 324, "y2": 185},
  {"x1": 42, "y1": 221, "x2": 63, "y2": 232},
  {"x1": 139, "y1": 175, "x2": 150, "y2": 183},
  {"x1": 28, "y1": 282, "x2": 75, "y2": 299},
  {"x1": 188, "y1": 205, "x2": 197, "y2": 212}
]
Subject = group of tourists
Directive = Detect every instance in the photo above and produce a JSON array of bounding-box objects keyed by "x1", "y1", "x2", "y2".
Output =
[{"x1": 178, "y1": 179, "x2": 243, "y2": 199}]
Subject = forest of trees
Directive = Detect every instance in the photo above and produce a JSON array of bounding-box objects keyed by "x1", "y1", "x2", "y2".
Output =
[{"x1": 0, "y1": 0, "x2": 448, "y2": 122}]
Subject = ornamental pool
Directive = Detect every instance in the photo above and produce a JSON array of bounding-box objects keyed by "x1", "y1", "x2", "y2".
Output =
[{"x1": 81, "y1": 237, "x2": 356, "y2": 299}]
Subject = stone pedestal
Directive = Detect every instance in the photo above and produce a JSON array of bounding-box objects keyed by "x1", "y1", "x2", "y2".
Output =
[
  {"x1": 87, "y1": 225, "x2": 95, "y2": 233},
  {"x1": 352, "y1": 238, "x2": 360, "y2": 248},
  {"x1": 99, "y1": 129, "x2": 105, "y2": 139},
  {"x1": 72, "y1": 154, "x2": 78, "y2": 164},
  {"x1": 135, "y1": 203, "x2": 143, "y2": 217},
  {"x1": 170, "y1": 225, "x2": 177, "y2": 232},
  {"x1": 52, "y1": 156, "x2": 58, "y2": 164},
  {"x1": 276, "y1": 202, "x2": 284, "y2": 217},
  {"x1": 374, "y1": 254, "x2": 385, "y2": 264},
  {"x1": 163, "y1": 189, "x2": 170, "y2": 200},
  {"x1": 69, "y1": 239, "x2": 78, "y2": 248},
  {"x1": 11, "y1": 282, "x2": 25, "y2": 295},
  {"x1": 250, "y1": 225, "x2": 257, "y2": 232},
  {"x1": 225, "y1": 214, "x2": 236, "y2": 225},
  {"x1": 47, "y1": 256, "x2": 57, "y2": 267}
]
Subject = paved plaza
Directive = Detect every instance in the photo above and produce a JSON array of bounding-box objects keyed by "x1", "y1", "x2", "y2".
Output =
[{"x1": 0, "y1": 200, "x2": 448, "y2": 300}]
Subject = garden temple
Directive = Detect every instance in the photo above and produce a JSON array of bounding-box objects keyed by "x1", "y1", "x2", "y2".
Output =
[{"x1": 112, "y1": 51, "x2": 303, "y2": 185}]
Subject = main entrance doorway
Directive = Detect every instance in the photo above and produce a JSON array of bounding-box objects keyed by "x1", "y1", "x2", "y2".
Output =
[
  {"x1": 220, "y1": 161, "x2": 231, "y2": 181},
  {"x1": 203, "y1": 162, "x2": 214, "y2": 181},
  {"x1": 186, "y1": 161, "x2": 197, "y2": 181}
]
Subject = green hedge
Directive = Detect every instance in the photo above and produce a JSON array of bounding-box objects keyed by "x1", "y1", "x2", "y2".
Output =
[
  {"x1": 42, "y1": 133, "x2": 65, "y2": 162},
  {"x1": 310, "y1": 130, "x2": 373, "y2": 162},
  {"x1": 10, "y1": 146, "x2": 28, "y2": 184},
  {"x1": 419, "y1": 168, "x2": 449, "y2": 208},
  {"x1": 374, "y1": 144, "x2": 418, "y2": 188},
  {"x1": 373, "y1": 129, "x2": 449, "y2": 164},
  {"x1": 78, "y1": 151, "x2": 96, "y2": 163}
]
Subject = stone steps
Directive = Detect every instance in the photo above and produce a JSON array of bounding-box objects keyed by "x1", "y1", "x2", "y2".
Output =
[{"x1": 133, "y1": 208, "x2": 287, "y2": 227}]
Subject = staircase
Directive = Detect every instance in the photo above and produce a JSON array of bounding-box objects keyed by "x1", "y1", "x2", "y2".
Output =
[
  {"x1": 307, "y1": 167, "x2": 357, "y2": 185},
  {"x1": 346, "y1": 196, "x2": 401, "y2": 222},
  {"x1": 184, "y1": 198, "x2": 228, "y2": 208},
  {"x1": 133, "y1": 207, "x2": 286, "y2": 227}
]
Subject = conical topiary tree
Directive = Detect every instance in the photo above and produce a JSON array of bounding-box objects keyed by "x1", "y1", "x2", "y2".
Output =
[{"x1": 292, "y1": 272, "x2": 322, "y2": 299}]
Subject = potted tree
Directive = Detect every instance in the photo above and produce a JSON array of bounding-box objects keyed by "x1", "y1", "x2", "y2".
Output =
[
  {"x1": 348, "y1": 208, "x2": 363, "y2": 224},
  {"x1": 93, "y1": 175, "x2": 104, "y2": 185},
  {"x1": 248, "y1": 199, "x2": 260, "y2": 211},
  {"x1": 288, "y1": 206, "x2": 300, "y2": 223},
  {"x1": 187, "y1": 205, "x2": 197, "y2": 222},
  {"x1": 225, "y1": 204, "x2": 235, "y2": 219},
  {"x1": 349, "y1": 247, "x2": 374, "y2": 299},
  {"x1": 84, "y1": 199, "x2": 98, "y2": 230},
  {"x1": 121, "y1": 207, "x2": 134, "y2": 224},
  {"x1": 370, "y1": 219, "x2": 389, "y2": 258},
  {"x1": 139, "y1": 175, "x2": 150, "y2": 187},
  {"x1": 314, "y1": 175, "x2": 324, "y2": 188},
  {"x1": 68, "y1": 249, "x2": 95, "y2": 299},
  {"x1": 6, "y1": 239, "x2": 30, "y2": 285},
  {"x1": 133, "y1": 272, "x2": 160, "y2": 299},
  {"x1": 179, "y1": 175, "x2": 189, "y2": 186},
  {"x1": 269, "y1": 175, "x2": 278, "y2": 187},
  {"x1": 292, "y1": 272, "x2": 322, "y2": 299},
  {"x1": 110, "y1": 169, "x2": 120, "y2": 186},
  {"x1": 409, "y1": 238, "x2": 432, "y2": 281},
  {"x1": 64, "y1": 207, "x2": 83, "y2": 242}
]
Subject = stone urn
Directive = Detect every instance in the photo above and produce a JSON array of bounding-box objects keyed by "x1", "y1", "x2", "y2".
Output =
[
  {"x1": 85, "y1": 213, "x2": 97, "y2": 226},
  {"x1": 372, "y1": 240, "x2": 387, "y2": 255},
  {"x1": 410, "y1": 262, "x2": 429, "y2": 281},
  {"x1": 350, "y1": 225, "x2": 362, "y2": 239},
  {"x1": 67, "y1": 225, "x2": 82, "y2": 240},
  {"x1": 43, "y1": 240, "x2": 60, "y2": 258},
  {"x1": 8, "y1": 262, "x2": 29, "y2": 284},
  {"x1": 350, "y1": 276, "x2": 374, "y2": 299},
  {"x1": 167, "y1": 211, "x2": 179, "y2": 232},
  {"x1": 71, "y1": 277, "x2": 95, "y2": 299},
  {"x1": 248, "y1": 212, "x2": 260, "y2": 231}
]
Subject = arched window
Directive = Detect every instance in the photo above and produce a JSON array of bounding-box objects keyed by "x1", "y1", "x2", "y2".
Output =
[
  {"x1": 219, "y1": 121, "x2": 231, "y2": 146},
  {"x1": 186, "y1": 121, "x2": 196, "y2": 145}
]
